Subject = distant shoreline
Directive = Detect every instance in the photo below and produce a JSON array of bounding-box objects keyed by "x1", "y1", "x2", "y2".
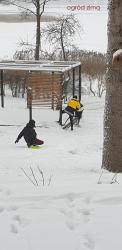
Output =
[{"x1": 0, "y1": 14, "x2": 55, "y2": 23}]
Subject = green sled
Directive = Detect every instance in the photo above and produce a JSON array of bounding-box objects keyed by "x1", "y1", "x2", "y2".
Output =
[{"x1": 29, "y1": 145, "x2": 41, "y2": 150}]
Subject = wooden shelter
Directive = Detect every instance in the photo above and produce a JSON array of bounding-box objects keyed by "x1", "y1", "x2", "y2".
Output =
[{"x1": 0, "y1": 60, "x2": 81, "y2": 121}]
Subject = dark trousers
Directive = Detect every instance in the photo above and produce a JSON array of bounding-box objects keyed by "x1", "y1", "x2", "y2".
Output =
[
  {"x1": 64, "y1": 110, "x2": 83, "y2": 129},
  {"x1": 60, "y1": 109, "x2": 74, "y2": 130},
  {"x1": 27, "y1": 138, "x2": 44, "y2": 147},
  {"x1": 75, "y1": 110, "x2": 83, "y2": 124},
  {"x1": 34, "y1": 138, "x2": 44, "y2": 145},
  {"x1": 69, "y1": 115, "x2": 73, "y2": 130}
]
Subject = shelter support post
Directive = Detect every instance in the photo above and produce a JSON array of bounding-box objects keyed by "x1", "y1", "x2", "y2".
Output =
[
  {"x1": 0, "y1": 70, "x2": 4, "y2": 108},
  {"x1": 72, "y1": 68, "x2": 75, "y2": 97},
  {"x1": 28, "y1": 87, "x2": 32, "y2": 121},
  {"x1": 79, "y1": 65, "x2": 81, "y2": 101},
  {"x1": 59, "y1": 74, "x2": 64, "y2": 126},
  {"x1": 59, "y1": 108, "x2": 62, "y2": 126},
  {"x1": 52, "y1": 72, "x2": 55, "y2": 110},
  {"x1": 29, "y1": 104, "x2": 32, "y2": 121}
]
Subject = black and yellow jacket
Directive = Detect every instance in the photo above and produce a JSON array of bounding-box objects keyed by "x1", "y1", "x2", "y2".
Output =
[
  {"x1": 64, "y1": 98, "x2": 81, "y2": 116},
  {"x1": 67, "y1": 98, "x2": 81, "y2": 110}
]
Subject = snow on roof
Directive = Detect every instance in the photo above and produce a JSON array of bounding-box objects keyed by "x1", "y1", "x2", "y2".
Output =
[{"x1": 0, "y1": 60, "x2": 81, "y2": 73}]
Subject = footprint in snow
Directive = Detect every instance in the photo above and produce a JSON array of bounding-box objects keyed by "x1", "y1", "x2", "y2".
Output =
[
  {"x1": 10, "y1": 214, "x2": 28, "y2": 234},
  {"x1": 8, "y1": 205, "x2": 18, "y2": 211},
  {"x1": 65, "y1": 211, "x2": 76, "y2": 231},
  {"x1": 77, "y1": 208, "x2": 92, "y2": 223},
  {"x1": 12, "y1": 214, "x2": 29, "y2": 227},
  {"x1": 84, "y1": 234, "x2": 95, "y2": 249},
  {"x1": 84, "y1": 197, "x2": 91, "y2": 204},
  {"x1": 59, "y1": 208, "x2": 78, "y2": 231},
  {"x1": 68, "y1": 149, "x2": 77, "y2": 155},
  {"x1": 5, "y1": 189, "x2": 11, "y2": 196},
  {"x1": 13, "y1": 215, "x2": 22, "y2": 225},
  {"x1": 0, "y1": 206, "x2": 5, "y2": 213},
  {"x1": 10, "y1": 224, "x2": 18, "y2": 234}
]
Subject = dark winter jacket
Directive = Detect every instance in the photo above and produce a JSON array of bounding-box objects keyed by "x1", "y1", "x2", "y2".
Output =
[{"x1": 16, "y1": 120, "x2": 37, "y2": 147}]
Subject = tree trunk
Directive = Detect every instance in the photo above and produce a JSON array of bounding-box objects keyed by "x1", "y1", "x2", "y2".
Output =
[
  {"x1": 102, "y1": 0, "x2": 122, "y2": 172},
  {"x1": 60, "y1": 25, "x2": 66, "y2": 61},
  {"x1": 35, "y1": 0, "x2": 41, "y2": 60},
  {"x1": 89, "y1": 77, "x2": 96, "y2": 96}
]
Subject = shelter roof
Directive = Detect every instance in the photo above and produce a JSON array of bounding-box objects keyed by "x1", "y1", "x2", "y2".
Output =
[{"x1": 0, "y1": 60, "x2": 81, "y2": 73}]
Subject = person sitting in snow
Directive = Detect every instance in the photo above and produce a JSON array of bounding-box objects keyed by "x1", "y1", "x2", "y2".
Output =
[
  {"x1": 59, "y1": 95, "x2": 84, "y2": 130},
  {"x1": 15, "y1": 119, "x2": 44, "y2": 147}
]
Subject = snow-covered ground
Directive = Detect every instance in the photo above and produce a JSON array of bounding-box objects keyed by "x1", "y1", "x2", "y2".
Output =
[{"x1": 0, "y1": 93, "x2": 122, "y2": 250}]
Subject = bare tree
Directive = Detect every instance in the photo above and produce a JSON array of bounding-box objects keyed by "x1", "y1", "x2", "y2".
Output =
[
  {"x1": 102, "y1": 0, "x2": 122, "y2": 172},
  {"x1": 80, "y1": 51, "x2": 106, "y2": 96},
  {"x1": 4, "y1": 70, "x2": 27, "y2": 97},
  {"x1": 0, "y1": 0, "x2": 49, "y2": 60},
  {"x1": 42, "y1": 14, "x2": 81, "y2": 61}
]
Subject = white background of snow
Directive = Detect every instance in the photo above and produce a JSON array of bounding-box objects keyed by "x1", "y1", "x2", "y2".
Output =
[{"x1": 0, "y1": 91, "x2": 122, "y2": 250}]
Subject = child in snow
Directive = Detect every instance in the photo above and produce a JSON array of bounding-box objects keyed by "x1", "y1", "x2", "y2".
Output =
[
  {"x1": 15, "y1": 119, "x2": 44, "y2": 147},
  {"x1": 59, "y1": 95, "x2": 84, "y2": 130}
]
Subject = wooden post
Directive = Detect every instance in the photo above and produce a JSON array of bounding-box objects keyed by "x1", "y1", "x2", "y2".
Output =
[
  {"x1": 52, "y1": 72, "x2": 54, "y2": 110},
  {"x1": 59, "y1": 74, "x2": 64, "y2": 126},
  {"x1": 0, "y1": 70, "x2": 4, "y2": 107},
  {"x1": 28, "y1": 87, "x2": 32, "y2": 121},
  {"x1": 29, "y1": 103, "x2": 32, "y2": 121},
  {"x1": 72, "y1": 68, "x2": 75, "y2": 97},
  {"x1": 79, "y1": 65, "x2": 81, "y2": 101}
]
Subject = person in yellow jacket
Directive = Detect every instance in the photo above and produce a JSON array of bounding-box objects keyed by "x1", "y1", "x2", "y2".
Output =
[
  {"x1": 66, "y1": 96, "x2": 81, "y2": 113},
  {"x1": 59, "y1": 95, "x2": 84, "y2": 130}
]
